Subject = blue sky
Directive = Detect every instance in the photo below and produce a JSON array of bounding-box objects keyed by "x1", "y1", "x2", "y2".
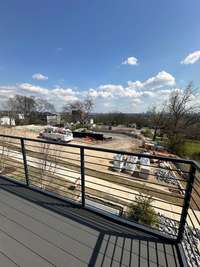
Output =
[{"x1": 0, "y1": 0, "x2": 200, "y2": 112}]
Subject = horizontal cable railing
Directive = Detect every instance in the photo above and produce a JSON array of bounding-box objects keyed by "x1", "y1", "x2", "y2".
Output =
[
  {"x1": 0, "y1": 134, "x2": 199, "y2": 266},
  {"x1": 180, "y1": 166, "x2": 200, "y2": 267}
]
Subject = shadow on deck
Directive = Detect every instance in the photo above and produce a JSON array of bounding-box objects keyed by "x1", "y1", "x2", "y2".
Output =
[{"x1": 0, "y1": 176, "x2": 181, "y2": 267}]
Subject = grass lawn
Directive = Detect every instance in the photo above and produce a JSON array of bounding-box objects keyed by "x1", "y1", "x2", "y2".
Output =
[{"x1": 184, "y1": 140, "x2": 200, "y2": 162}]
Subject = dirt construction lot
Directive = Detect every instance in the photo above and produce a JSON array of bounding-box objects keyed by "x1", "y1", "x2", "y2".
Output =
[
  {"x1": 0, "y1": 125, "x2": 141, "y2": 151},
  {"x1": 0, "y1": 125, "x2": 199, "y2": 229}
]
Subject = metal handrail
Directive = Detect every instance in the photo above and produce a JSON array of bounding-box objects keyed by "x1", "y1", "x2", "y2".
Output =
[
  {"x1": 0, "y1": 133, "x2": 196, "y2": 165},
  {"x1": 0, "y1": 134, "x2": 199, "y2": 251}
]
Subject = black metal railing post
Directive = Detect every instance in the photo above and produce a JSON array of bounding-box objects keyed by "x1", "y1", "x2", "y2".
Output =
[
  {"x1": 80, "y1": 147, "x2": 85, "y2": 208},
  {"x1": 21, "y1": 138, "x2": 29, "y2": 186},
  {"x1": 177, "y1": 163, "x2": 196, "y2": 242}
]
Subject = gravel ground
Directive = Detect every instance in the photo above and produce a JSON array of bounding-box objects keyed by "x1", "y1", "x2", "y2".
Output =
[{"x1": 158, "y1": 214, "x2": 200, "y2": 267}]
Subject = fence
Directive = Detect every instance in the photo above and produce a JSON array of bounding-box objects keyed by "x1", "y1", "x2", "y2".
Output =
[{"x1": 0, "y1": 134, "x2": 199, "y2": 266}]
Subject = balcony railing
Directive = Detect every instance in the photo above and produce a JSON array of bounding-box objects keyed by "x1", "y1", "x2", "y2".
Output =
[{"x1": 0, "y1": 134, "x2": 199, "y2": 266}]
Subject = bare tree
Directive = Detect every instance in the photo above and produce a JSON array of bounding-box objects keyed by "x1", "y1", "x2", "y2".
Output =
[
  {"x1": 35, "y1": 98, "x2": 56, "y2": 113},
  {"x1": 0, "y1": 135, "x2": 9, "y2": 173},
  {"x1": 6, "y1": 95, "x2": 56, "y2": 125},
  {"x1": 148, "y1": 106, "x2": 165, "y2": 141},
  {"x1": 7, "y1": 95, "x2": 36, "y2": 121},
  {"x1": 38, "y1": 143, "x2": 60, "y2": 189},
  {"x1": 164, "y1": 83, "x2": 199, "y2": 154},
  {"x1": 63, "y1": 97, "x2": 94, "y2": 125}
]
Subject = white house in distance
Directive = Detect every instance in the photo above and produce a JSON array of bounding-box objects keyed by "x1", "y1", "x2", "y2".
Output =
[
  {"x1": 47, "y1": 114, "x2": 61, "y2": 126},
  {"x1": 18, "y1": 114, "x2": 24, "y2": 120},
  {"x1": 0, "y1": 113, "x2": 25, "y2": 126},
  {"x1": 0, "y1": 116, "x2": 16, "y2": 126}
]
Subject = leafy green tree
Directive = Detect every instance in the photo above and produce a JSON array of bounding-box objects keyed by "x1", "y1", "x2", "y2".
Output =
[{"x1": 127, "y1": 194, "x2": 158, "y2": 227}]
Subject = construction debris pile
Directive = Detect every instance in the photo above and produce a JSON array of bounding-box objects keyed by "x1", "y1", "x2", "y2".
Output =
[{"x1": 155, "y1": 162, "x2": 179, "y2": 186}]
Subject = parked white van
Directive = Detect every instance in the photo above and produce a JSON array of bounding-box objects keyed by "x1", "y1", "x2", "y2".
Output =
[{"x1": 39, "y1": 126, "x2": 73, "y2": 142}]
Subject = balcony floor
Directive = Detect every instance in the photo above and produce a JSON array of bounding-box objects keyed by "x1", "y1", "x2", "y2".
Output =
[{"x1": 0, "y1": 176, "x2": 181, "y2": 267}]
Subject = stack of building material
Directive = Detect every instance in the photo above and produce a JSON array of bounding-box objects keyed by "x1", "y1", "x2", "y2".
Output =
[
  {"x1": 124, "y1": 156, "x2": 138, "y2": 174},
  {"x1": 139, "y1": 157, "x2": 150, "y2": 179},
  {"x1": 113, "y1": 154, "x2": 126, "y2": 172}
]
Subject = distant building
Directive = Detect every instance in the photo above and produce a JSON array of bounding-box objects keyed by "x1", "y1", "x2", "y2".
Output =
[
  {"x1": 18, "y1": 114, "x2": 25, "y2": 120},
  {"x1": 128, "y1": 123, "x2": 137, "y2": 128},
  {"x1": 47, "y1": 114, "x2": 61, "y2": 126},
  {"x1": 71, "y1": 110, "x2": 81, "y2": 123},
  {"x1": 87, "y1": 118, "x2": 96, "y2": 129},
  {"x1": 0, "y1": 116, "x2": 15, "y2": 126},
  {"x1": 0, "y1": 111, "x2": 24, "y2": 125}
]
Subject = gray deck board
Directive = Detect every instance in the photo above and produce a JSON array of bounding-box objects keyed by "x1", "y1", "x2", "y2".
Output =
[
  {"x1": 0, "y1": 251, "x2": 19, "y2": 267},
  {"x1": 0, "y1": 176, "x2": 181, "y2": 267}
]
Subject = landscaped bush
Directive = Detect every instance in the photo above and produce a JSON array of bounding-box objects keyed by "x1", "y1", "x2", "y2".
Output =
[{"x1": 127, "y1": 194, "x2": 158, "y2": 227}]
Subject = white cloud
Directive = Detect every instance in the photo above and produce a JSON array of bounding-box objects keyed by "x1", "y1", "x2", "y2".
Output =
[
  {"x1": 32, "y1": 73, "x2": 48, "y2": 81},
  {"x1": 103, "y1": 102, "x2": 113, "y2": 107},
  {"x1": 0, "y1": 86, "x2": 16, "y2": 104},
  {"x1": 144, "y1": 71, "x2": 175, "y2": 88},
  {"x1": 86, "y1": 70, "x2": 176, "y2": 112},
  {"x1": 0, "y1": 85, "x2": 17, "y2": 91},
  {"x1": 181, "y1": 50, "x2": 200, "y2": 65},
  {"x1": 132, "y1": 98, "x2": 143, "y2": 104},
  {"x1": 89, "y1": 71, "x2": 175, "y2": 100},
  {"x1": 142, "y1": 91, "x2": 155, "y2": 97},
  {"x1": 126, "y1": 80, "x2": 143, "y2": 90},
  {"x1": 191, "y1": 93, "x2": 200, "y2": 107},
  {"x1": 129, "y1": 71, "x2": 175, "y2": 90},
  {"x1": 51, "y1": 88, "x2": 78, "y2": 102},
  {"x1": 122, "y1": 56, "x2": 138, "y2": 66},
  {"x1": 0, "y1": 85, "x2": 17, "y2": 98},
  {"x1": 18, "y1": 83, "x2": 49, "y2": 94},
  {"x1": 0, "y1": 70, "x2": 177, "y2": 112},
  {"x1": 88, "y1": 84, "x2": 140, "y2": 99}
]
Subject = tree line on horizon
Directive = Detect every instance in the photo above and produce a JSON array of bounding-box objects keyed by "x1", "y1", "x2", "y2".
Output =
[{"x1": 1, "y1": 83, "x2": 200, "y2": 156}]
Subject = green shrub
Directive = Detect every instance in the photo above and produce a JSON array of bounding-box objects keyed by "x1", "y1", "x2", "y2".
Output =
[{"x1": 127, "y1": 194, "x2": 158, "y2": 227}]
